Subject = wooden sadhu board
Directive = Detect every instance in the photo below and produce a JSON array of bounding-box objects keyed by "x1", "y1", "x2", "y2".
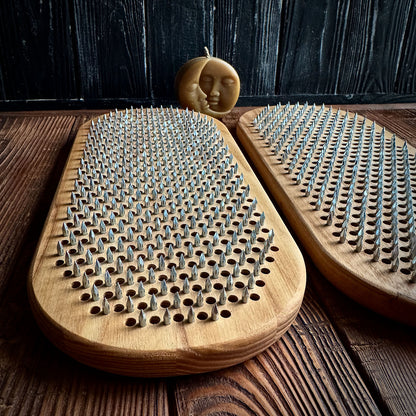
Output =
[
  {"x1": 28, "y1": 107, "x2": 306, "y2": 377},
  {"x1": 237, "y1": 103, "x2": 416, "y2": 327}
]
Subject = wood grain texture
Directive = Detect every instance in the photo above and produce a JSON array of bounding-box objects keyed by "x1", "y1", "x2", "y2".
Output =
[
  {"x1": 72, "y1": 0, "x2": 147, "y2": 99},
  {"x1": 28, "y1": 108, "x2": 306, "y2": 376},
  {"x1": 0, "y1": 115, "x2": 79, "y2": 299},
  {"x1": 175, "y1": 286, "x2": 381, "y2": 416},
  {"x1": 277, "y1": 0, "x2": 414, "y2": 95},
  {"x1": 1, "y1": 1, "x2": 416, "y2": 106},
  {"x1": 395, "y1": 1, "x2": 416, "y2": 94},
  {"x1": 0, "y1": 107, "x2": 415, "y2": 415},
  {"x1": 238, "y1": 105, "x2": 416, "y2": 326},
  {"x1": 308, "y1": 258, "x2": 416, "y2": 416},
  {"x1": 0, "y1": 65, "x2": 5, "y2": 101},
  {"x1": 0, "y1": 112, "x2": 169, "y2": 416},
  {"x1": 0, "y1": 0, "x2": 77, "y2": 100},
  {"x1": 215, "y1": 0, "x2": 281, "y2": 96},
  {"x1": 146, "y1": 0, "x2": 214, "y2": 100}
]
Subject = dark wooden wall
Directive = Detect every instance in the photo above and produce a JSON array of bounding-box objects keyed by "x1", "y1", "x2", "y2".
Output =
[{"x1": 0, "y1": 0, "x2": 415, "y2": 110}]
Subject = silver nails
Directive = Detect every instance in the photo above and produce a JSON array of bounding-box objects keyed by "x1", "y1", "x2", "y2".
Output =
[{"x1": 211, "y1": 304, "x2": 219, "y2": 321}]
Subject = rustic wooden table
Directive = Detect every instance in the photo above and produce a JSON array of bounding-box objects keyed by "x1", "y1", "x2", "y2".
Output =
[{"x1": 0, "y1": 105, "x2": 415, "y2": 416}]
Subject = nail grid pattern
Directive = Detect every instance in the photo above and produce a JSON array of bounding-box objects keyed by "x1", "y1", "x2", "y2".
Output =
[
  {"x1": 251, "y1": 103, "x2": 416, "y2": 283},
  {"x1": 57, "y1": 107, "x2": 277, "y2": 327}
]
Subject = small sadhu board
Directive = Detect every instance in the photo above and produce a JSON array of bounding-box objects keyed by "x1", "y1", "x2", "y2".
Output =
[
  {"x1": 237, "y1": 103, "x2": 416, "y2": 327},
  {"x1": 28, "y1": 107, "x2": 306, "y2": 377}
]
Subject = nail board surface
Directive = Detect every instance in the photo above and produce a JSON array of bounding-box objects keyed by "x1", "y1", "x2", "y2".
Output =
[
  {"x1": 28, "y1": 107, "x2": 306, "y2": 377},
  {"x1": 237, "y1": 103, "x2": 416, "y2": 326}
]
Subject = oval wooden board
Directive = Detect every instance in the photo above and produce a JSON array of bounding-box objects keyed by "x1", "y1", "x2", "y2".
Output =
[
  {"x1": 237, "y1": 104, "x2": 416, "y2": 326},
  {"x1": 28, "y1": 108, "x2": 306, "y2": 377}
]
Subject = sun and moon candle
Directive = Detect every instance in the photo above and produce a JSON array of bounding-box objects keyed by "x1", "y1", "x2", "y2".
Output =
[{"x1": 175, "y1": 47, "x2": 240, "y2": 118}]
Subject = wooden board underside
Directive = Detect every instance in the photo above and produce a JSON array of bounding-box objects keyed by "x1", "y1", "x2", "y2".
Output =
[
  {"x1": 237, "y1": 104, "x2": 416, "y2": 326},
  {"x1": 28, "y1": 108, "x2": 306, "y2": 377}
]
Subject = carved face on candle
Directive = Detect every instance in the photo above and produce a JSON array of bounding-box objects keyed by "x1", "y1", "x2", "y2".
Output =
[{"x1": 175, "y1": 55, "x2": 240, "y2": 118}]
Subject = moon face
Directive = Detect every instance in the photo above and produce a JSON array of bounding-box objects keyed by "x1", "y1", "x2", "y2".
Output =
[{"x1": 176, "y1": 57, "x2": 240, "y2": 118}]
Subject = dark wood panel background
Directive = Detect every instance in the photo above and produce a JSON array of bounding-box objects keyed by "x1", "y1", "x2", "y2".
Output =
[{"x1": 0, "y1": 0, "x2": 415, "y2": 109}]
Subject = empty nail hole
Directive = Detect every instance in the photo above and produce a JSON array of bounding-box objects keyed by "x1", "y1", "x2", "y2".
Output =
[
  {"x1": 125, "y1": 317, "x2": 136, "y2": 326},
  {"x1": 161, "y1": 300, "x2": 171, "y2": 308},
  {"x1": 170, "y1": 286, "x2": 180, "y2": 293},
  {"x1": 126, "y1": 289, "x2": 136, "y2": 297},
  {"x1": 256, "y1": 280, "x2": 265, "y2": 287},
  {"x1": 95, "y1": 279, "x2": 103, "y2": 286},
  {"x1": 228, "y1": 295, "x2": 238, "y2": 303},
  {"x1": 80, "y1": 293, "x2": 90, "y2": 301},
  {"x1": 197, "y1": 312, "x2": 208, "y2": 320},
  {"x1": 221, "y1": 310, "x2": 231, "y2": 318},
  {"x1": 235, "y1": 281, "x2": 244, "y2": 289},
  {"x1": 183, "y1": 298, "x2": 194, "y2": 306},
  {"x1": 206, "y1": 297, "x2": 216, "y2": 304},
  {"x1": 114, "y1": 304, "x2": 124, "y2": 312},
  {"x1": 192, "y1": 284, "x2": 202, "y2": 292},
  {"x1": 174, "y1": 313, "x2": 184, "y2": 322},
  {"x1": 138, "y1": 302, "x2": 148, "y2": 310},
  {"x1": 148, "y1": 288, "x2": 158, "y2": 295},
  {"x1": 72, "y1": 281, "x2": 81, "y2": 289},
  {"x1": 250, "y1": 293, "x2": 260, "y2": 301},
  {"x1": 104, "y1": 291, "x2": 113, "y2": 299},
  {"x1": 90, "y1": 306, "x2": 101, "y2": 315},
  {"x1": 214, "y1": 283, "x2": 223, "y2": 290},
  {"x1": 150, "y1": 316, "x2": 160, "y2": 325}
]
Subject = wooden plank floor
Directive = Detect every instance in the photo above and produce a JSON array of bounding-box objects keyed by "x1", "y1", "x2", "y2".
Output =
[{"x1": 0, "y1": 105, "x2": 415, "y2": 415}]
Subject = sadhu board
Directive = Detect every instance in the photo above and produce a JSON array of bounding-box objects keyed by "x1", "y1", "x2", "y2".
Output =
[
  {"x1": 237, "y1": 103, "x2": 416, "y2": 327},
  {"x1": 28, "y1": 107, "x2": 306, "y2": 377}
]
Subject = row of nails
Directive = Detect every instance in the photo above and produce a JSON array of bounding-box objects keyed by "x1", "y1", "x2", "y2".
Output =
[{"x1": 251, "y1": 104, "x2": 416, "y2": 277}]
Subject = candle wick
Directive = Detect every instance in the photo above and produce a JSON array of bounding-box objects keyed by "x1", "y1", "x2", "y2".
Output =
[{"x1": 203, "y1": 47, "x2": 211, "y2": 58}]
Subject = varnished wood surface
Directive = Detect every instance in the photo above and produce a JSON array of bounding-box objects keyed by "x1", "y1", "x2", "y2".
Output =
[
  {"x1": 0, "y1": 105, "x2": 415, "y2": 415},
  {"x1": 28, "y1": 109, "x2": 306, "y2": 376},
  {"x1": 237, "y1": 105, "x2": 416, "y2": 325}
]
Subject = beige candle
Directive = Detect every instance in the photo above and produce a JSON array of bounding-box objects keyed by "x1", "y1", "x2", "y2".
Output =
[{"x1": 175, "y1": 48, "x2": 240, "y2": 118}]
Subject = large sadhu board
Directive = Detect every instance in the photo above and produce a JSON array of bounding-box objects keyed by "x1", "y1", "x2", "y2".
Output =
[{"x1": 28, "y1": 107, "x2": 306, "y2": 377}]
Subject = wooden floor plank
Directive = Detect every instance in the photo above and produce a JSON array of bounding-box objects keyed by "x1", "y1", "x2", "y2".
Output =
[
  {"x1": 174, "y1": 287, "x2": 381, "y2": 416},
  {"x1": 229, "y1": 105, "x2": 416, "y2": 416},
  {"x1": 0, "y1": 114, "x2": 169, "y2": 416},
  {"x1": 309, "y1": 247, "x2": 416, "y2": 416},
  {"x1": 1, "y1": 107, "x2": 415, "y2": 415}
]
